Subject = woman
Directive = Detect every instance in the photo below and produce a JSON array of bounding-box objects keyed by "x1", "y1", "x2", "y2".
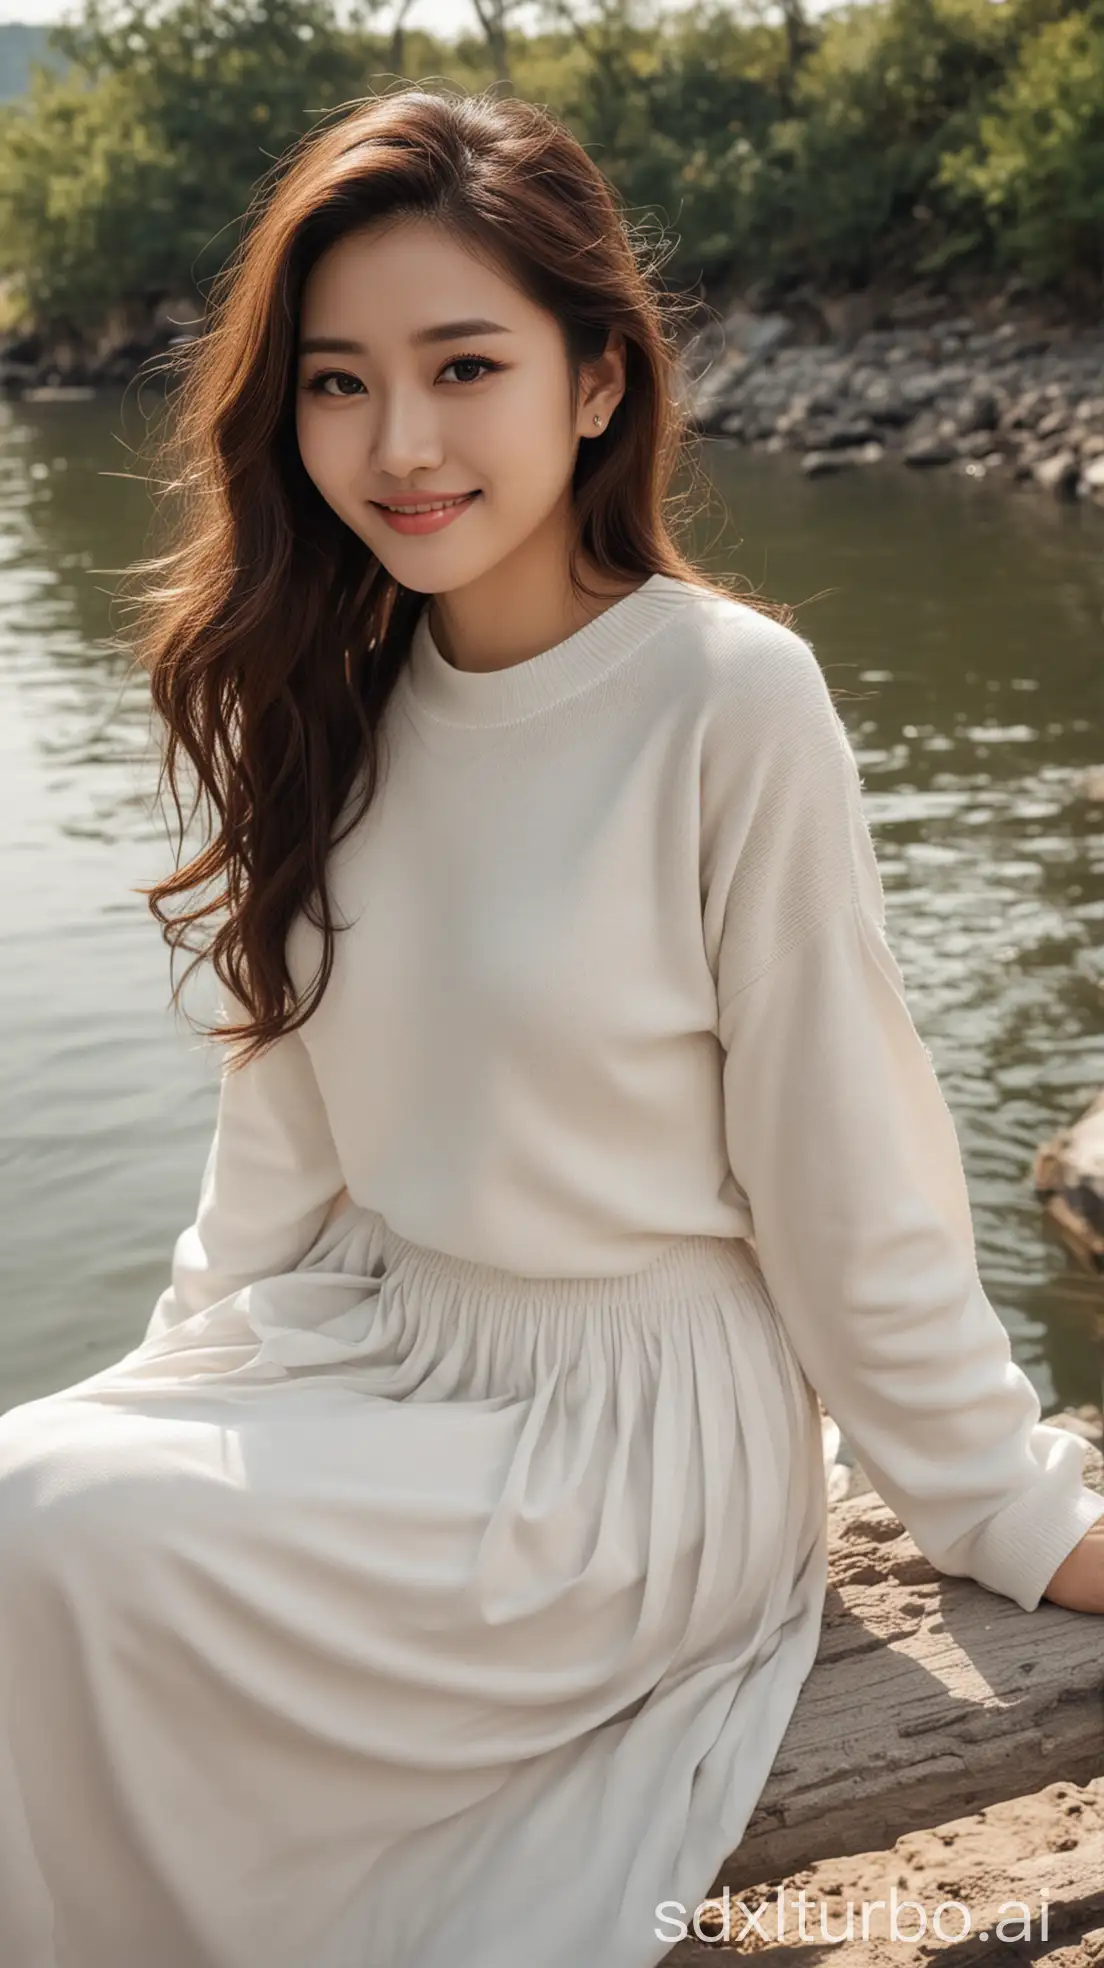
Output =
[{"x1": 1, "y1": 86, "x2": 1101, "y2": 1968}]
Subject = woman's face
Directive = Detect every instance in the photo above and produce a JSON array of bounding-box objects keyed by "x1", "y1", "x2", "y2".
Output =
[{"x1": 294, "y1": 215, "x2": 623, "y2": 595}]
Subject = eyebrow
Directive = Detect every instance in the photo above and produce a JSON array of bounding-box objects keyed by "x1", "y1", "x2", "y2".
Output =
[{"x1": 298, "y1": 318, "x2": 512, "y2": 356}]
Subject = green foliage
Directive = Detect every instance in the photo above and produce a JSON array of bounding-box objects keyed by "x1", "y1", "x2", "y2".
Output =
[
  {"x1": 552, "y1": 2, "x2": 790, "y2": 284},
  {"x1": 939, "y1": 11, "x2": 1104, "y2": 285},
  {"x1": 2, "y1": 0, "x2": 1104, "y2": 337},
  {"x1": 760, "y1": 0, "x2": 1036, "y2": 285},
  {"x1": 0, "y1": 0, "x2": 384, "y2": 328}
]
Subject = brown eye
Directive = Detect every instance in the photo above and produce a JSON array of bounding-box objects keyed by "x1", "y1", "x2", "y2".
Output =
[
  {"x1": 438, "y1": 355, "x2": 504, "y2": 385},
  {"x1": 306, "y1": 370, "x2": 366, "y2": 397}
]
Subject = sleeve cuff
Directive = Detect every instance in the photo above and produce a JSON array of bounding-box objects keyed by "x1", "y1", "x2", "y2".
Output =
[{"x1": 954, "y1": 1427, "x2": 1104, "y2": 1612}]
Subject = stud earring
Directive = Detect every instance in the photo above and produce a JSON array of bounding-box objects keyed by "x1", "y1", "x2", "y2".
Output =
[{"x1": 593, "y1": 415, "x2": 602, "y2": 427}]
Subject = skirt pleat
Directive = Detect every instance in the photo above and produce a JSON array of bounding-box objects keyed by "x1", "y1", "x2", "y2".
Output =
[{"x1": 0, "y1": 1206, "x2": 830, "y2": 1968}]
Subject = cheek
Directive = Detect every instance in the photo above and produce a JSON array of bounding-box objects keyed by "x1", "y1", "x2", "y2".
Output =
[{"x1": 479, "y1": 392, "x2": 574, "y2": 500}]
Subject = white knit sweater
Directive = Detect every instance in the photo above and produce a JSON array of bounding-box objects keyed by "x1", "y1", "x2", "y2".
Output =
[{"x1": 147, "y1": 570, "x2": 1104, "y2": 1612}]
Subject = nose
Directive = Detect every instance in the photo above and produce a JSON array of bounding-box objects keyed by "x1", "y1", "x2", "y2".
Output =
[{"x1": 369, "y1": 384, "x2": 444, "y2": 482}]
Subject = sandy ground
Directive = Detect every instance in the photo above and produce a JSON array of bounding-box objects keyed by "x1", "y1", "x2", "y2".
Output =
[
  {"x1": 703, "y1": 1779, "x2": 1104, "y2": 1963},
  {"x1": 681, "y1": 1406, "x2": 1104, "y2": 1964}
]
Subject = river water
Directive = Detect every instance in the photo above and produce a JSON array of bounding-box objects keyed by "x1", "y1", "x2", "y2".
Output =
[{"x1": 2, "y1": 392, "x2": 1102, "y2": 1422}]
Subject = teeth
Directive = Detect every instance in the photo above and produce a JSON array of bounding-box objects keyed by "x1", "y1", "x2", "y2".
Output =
[{"x1": 382, "y1": 496, "x2": 472, "y2": 514}]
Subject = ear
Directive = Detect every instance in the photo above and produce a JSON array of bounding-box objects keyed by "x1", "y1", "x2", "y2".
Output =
[{"x1": 576, "y1": 328, "x2": 627, "y2": 439}]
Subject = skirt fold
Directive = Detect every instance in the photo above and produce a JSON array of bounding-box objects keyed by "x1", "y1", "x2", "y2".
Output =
[{"x1": 0, "y1": 1206, "x2": 829, "y2": 1968}]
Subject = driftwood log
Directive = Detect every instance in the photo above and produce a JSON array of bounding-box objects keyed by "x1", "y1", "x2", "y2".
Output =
[
  {"x1": 1035, "y1": 1089, "x2": 1104, "y2": 1272},
  {"x1": 693, "y1": 1442, "x2": 1104, "y2": 1913}
]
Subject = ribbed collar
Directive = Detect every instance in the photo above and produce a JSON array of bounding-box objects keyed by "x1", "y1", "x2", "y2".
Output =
[{"x1": 400, "y1": 572, "x2": 702, "y2": 727}]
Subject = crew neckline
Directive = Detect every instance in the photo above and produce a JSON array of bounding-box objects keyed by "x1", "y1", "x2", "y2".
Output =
[{"x1": 401, "y1": 572, "x2": 701, "y2": 727}]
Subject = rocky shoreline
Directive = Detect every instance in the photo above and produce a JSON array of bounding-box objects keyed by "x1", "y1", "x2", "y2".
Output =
[
  {"x1": 684, "y1": 290, "x2": 1104, "y2": 505},
  {"x1": 0, "y1": 296, "x2": 201, "y2": 402}
]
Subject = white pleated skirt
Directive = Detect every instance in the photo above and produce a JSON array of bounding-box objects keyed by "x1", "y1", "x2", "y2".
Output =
[{"x1": 0, "y1": 1204, "x2": 830, "y2": 1968}]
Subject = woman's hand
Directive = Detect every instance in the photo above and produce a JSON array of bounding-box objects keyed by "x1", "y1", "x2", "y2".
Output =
[{"x1": 1041, "y1": 1519, "x2": 1104, "y2": 1613}]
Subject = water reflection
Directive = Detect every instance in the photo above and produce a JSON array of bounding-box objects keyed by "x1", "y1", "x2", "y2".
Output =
[
  {"x1": 1, "y1": 392, "x2": 221, "y2": 1405},
  {"x1": 1, "y1": 399, "x2": 1102, "y2": 1422}
]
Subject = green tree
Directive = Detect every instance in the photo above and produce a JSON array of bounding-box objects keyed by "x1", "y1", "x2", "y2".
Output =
[
  {"x1": 0, "y1": 0, "x2": 384, "y2": 332},
  {"x1": 549, "y1": 0, "x2": 792, "y2": 287},
  {"x1": 762, "y1": 0, "x2": 1026, "y2": 288},
  {"x1": 940, "y1": 10, "x2": 1104, "y2": 288}
]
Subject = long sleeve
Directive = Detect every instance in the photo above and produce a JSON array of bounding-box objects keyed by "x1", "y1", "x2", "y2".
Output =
[
  {"x1": 145, "y1": 986, "x2": 348, "y2": 1341},
  {"x1": 705, "y1": 625, "x2": 1104, "y2": 1614}
]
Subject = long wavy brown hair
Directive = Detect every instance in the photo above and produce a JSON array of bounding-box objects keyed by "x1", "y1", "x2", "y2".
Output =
[{"x1": 128, "y1": 84, "x2": 789, "y2": 1069}]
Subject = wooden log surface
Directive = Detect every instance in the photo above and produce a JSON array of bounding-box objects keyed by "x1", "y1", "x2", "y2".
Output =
[{"x1": 708, "y1": 1442, "x2": 1104, "y2": 1897}]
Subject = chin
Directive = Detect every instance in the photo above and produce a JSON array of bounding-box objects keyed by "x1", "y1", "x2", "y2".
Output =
[{"x1": 382, "y1": 547, "x2": 508, "y2": 597}]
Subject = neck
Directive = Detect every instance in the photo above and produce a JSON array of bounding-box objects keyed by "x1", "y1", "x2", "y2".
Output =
[{"x1": 427, "y1": 508, "x2": 643, "y2": 674}]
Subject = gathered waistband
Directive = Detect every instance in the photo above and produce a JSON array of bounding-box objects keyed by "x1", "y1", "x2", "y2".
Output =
[{"x1": 315, "y1": 1203, "x2": 763, "y2": 1316}]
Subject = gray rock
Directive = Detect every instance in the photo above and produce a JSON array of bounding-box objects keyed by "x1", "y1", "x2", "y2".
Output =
[
  {"x1": 819, "y1": 418, "x2": 881, "y2": 449},
  {"x1": 673, "y1": 293, "x2": 1104, "y2": 496},
  {"x1": 801, "y1": 449, "x2": 852, "y2": 477},
  {"x1": 801, "y1": 442, "x2": 883, "y2": 475},
  {"x1": 691, "y1": 350, "x2": 753, "y2": 428},
  {"x1": 898, "y1": 372, "x2": 942, "y2": 409},
  {"x1": 1003, "y1": 388, "x2": 1048, "y2": 430},
  {"x1": 687, "y1": 308, "x2": 794, "y2": 426},
  {"x1": 932, "y1": 361, "x2": 973, "y2": 391},
  {"x1": 956, "y1": 387, "x2": 1002, "y2": 433},
  {"x1": 904, "y1": 435, "x2": 956, "y2": 467},
  {"x1": 1035, "y1": 405, "x2": 1071, "y2": 441},
  {"x1": 1033, "y1": 447, "x2": 1079, "y2": 496},
  {"x1": 1078, "y1": 455, "x2": 1104, "y2": 501},
  {"x1": 956, "y1": 428, "x2": 997, "y2": 459}
]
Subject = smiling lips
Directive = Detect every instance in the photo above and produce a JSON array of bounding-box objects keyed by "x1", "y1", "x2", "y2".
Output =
[{"x1": 372, "y1": 491, "x2": 481, "y2": 535}]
